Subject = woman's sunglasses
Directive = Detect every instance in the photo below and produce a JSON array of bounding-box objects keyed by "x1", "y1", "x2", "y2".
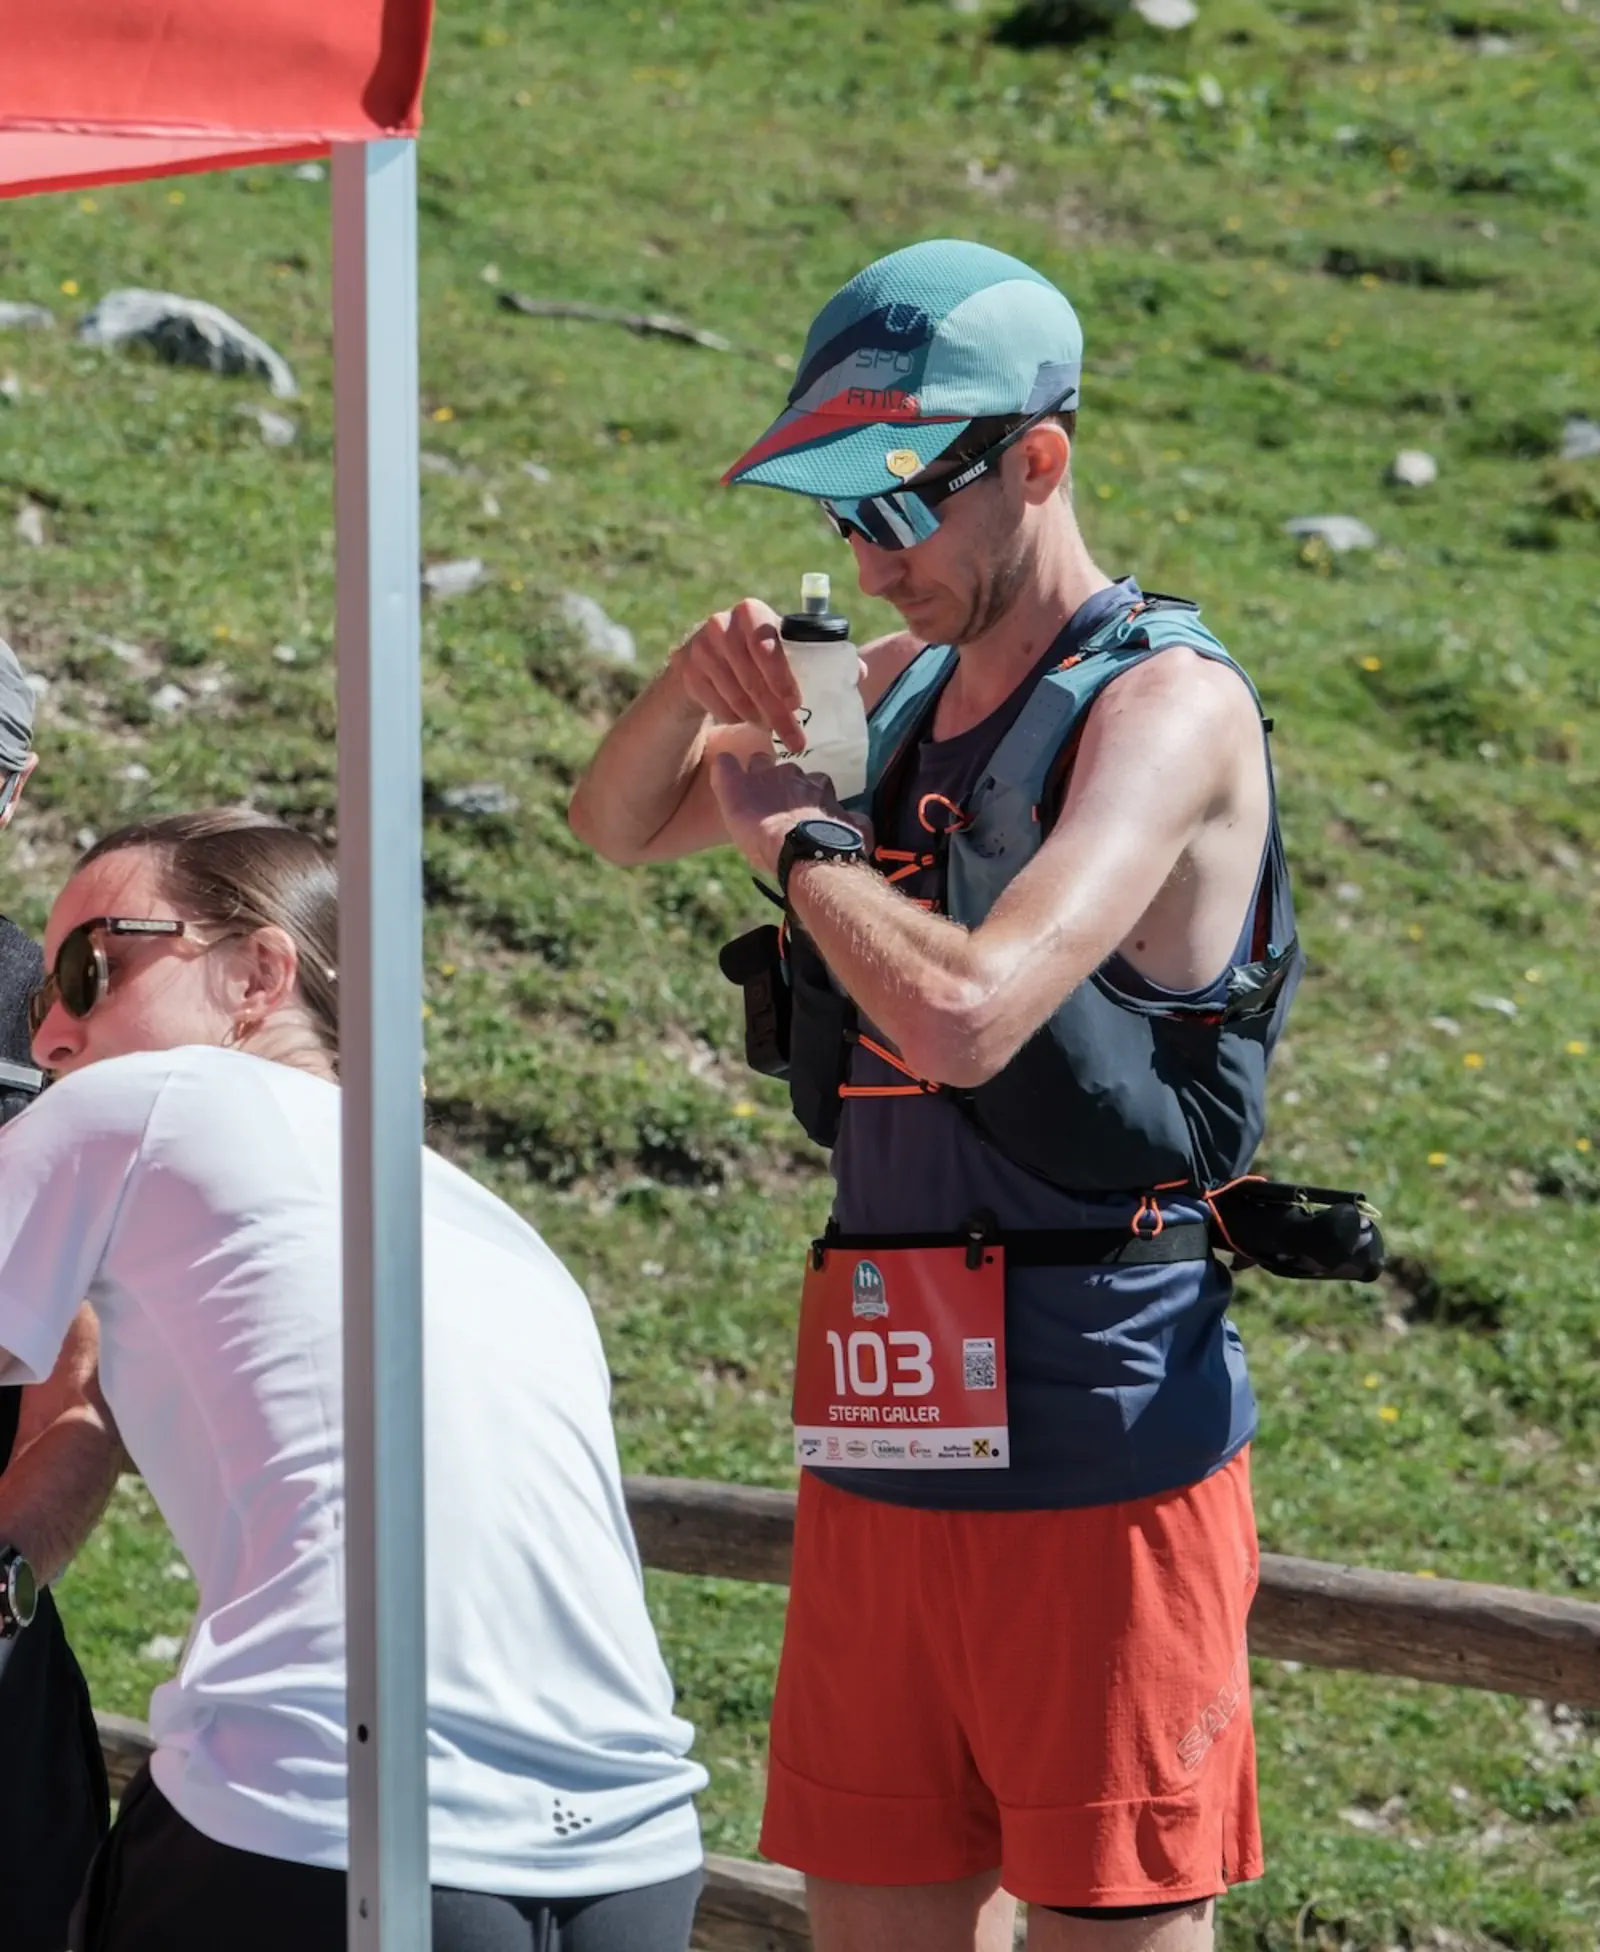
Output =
[
  {"x1": 821, "y1": 392, "x2": 1075, "y2": 552},
  {"x1": 27, "y1": 917, "x2": 188, "y2": 1038}
]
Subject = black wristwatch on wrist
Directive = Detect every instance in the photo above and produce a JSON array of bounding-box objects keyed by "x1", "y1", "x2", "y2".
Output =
[
  {"x1": 777, "y1": 818, "x2": 867, "y2": 903},
  {"x1": 0, "y1": 1545, "x2": 38, "y2": 1640}
]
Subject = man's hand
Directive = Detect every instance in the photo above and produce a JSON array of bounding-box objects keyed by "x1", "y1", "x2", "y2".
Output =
[
  {"x1": 709, "y1": 751, "x2": 872, "y2": 878},
  {"x1": 672, "y1": 599, "x2": 810, "y2": 756}
]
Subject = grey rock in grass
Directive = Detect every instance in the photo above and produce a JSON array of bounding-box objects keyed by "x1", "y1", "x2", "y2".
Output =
[
  {"x1": 149, "y1": 683, "x2": 190, "y2": 716},
  {"x1": 292, "y1": 163, "x2": 327, "y2": 183},
  {"x1": 1388, "y1": 449, "x2": 1438, "y2": 488},
  {"x1": 423, "y1": 557, "x2": 488, "y2": 600},
  {"x1": 238, "y1": 404, "x2": 297, "y2": 447},
  {"x1": 965, "y1": 159, "x2": 1018, "y2": 198},
  {"x1": 14, "y1": 502, "x2": 46, "y2": 547},
  {"x1": 1560, "y1": 415, "x2": 1600, "y2": 461},
  {"x1": 440, "y1": 782, "x2": 519, "y2": 819},
  {"x1": 78, "y1": 288, "x2": 298, "y2": 399},
  {"x1": 0, "y1": 301, "x2": 54, "y2": 332},
  {"x1": 560, "y1": 591, "x2": 636, "y2": 664},
  {"x1": 100, "y1": 635, "x2": 160, "y2": 677},
  {"x1": 520, "y1": 460, "x2": 553, "y2": 485},
  {"x1": 1133, "y1": 0, "x2": 1198, "y2": 27},
  {"x1": 272, "y1": 643, "x2": 299, "y2": 664},
  {"x1": 0, "y1": 374, "x2": 19, "y2": 404},
  {"x1": 1472, "y1": 994, "x2": 1518, "y2": 1018},
  {"x1": 138, "y1": 1632, "x2": 186, "y2": 1665},
  {"x1": 1284, "y1": 514, "x2": 1377, "y2": 553},
  {"x1": 419, "y1": 450, "x2": 462, "y2": 476}
]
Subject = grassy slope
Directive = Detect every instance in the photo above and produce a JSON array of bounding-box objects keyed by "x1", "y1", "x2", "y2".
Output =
[{"x1": 2, "y1": 0, "x2": 1599, "y2": 1942}]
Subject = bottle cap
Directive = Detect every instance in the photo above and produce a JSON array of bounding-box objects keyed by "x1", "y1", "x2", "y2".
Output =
[{"x1": 800, "y1": 572, "x2": 831, "y2": 614}]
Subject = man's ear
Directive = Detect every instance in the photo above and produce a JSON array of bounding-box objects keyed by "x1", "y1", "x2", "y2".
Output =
[
  {"x1": 0, "y1": 751, "x2": 40, "y2": 831},
  {"x1": 1018, "y1": 422, "x2": 1071, "y2": 506}
]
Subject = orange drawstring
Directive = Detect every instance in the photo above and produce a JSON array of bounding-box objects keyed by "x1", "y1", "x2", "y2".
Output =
[
  {"x1": 840, "y1": 1032, "x2": 941, "y2": 1102},
  {"x1": 1199, "y1": 1174, "x2": 1268, "y2": 1261},
  {"x1": 1132, "y1": 1179, "x2": 1193, "y2": 1240},
  {"x1": 873, "y1": 845, "x2": 936, "y2": 886}
]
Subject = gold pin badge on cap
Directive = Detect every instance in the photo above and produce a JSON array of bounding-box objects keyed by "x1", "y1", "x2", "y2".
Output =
[{"x1": 884, "y1": 449, "x2": 921, "y2": 480}]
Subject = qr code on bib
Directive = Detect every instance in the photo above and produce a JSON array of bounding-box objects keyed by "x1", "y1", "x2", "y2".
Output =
[{"x1": 962, "y1": 1337, "x2": 998, "y2": 1391}]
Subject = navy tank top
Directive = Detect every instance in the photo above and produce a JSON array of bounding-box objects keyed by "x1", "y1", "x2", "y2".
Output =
[{"x1": 821, "y1": 579, "x2": 1258, "y2": 1510}]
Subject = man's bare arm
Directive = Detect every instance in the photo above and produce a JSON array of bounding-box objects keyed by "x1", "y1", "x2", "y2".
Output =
[
  {"x1": 0, "y1": 1306, "x2": 126, "y2": 1584},
  {"x1": 569, "y1": 600, "x2": 919, "y2": 865},
  {"x1": 711, "y1": 651, "x2": 1253, "y2": 1087}
]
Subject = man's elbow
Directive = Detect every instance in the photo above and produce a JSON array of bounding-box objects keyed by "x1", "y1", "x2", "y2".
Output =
[
  {"x1": 567, "y1": 787, "x2": 644, "y2": 867},
  {"x1": 900, "y1": 981, "x2": 1019, "y2": 1091}
]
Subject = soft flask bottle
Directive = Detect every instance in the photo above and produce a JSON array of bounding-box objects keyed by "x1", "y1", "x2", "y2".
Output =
[{"x1": 774, "y1": 573, "x2": 868, "y2": 801}]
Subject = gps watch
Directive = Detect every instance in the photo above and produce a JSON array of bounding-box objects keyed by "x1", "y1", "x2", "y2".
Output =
[{"x1": 0, "y1": 1545, "x2": 38, "y2": 1639}]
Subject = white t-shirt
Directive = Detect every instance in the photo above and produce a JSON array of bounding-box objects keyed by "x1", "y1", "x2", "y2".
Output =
[{"x1": 0, "y1": 1047, "x2": 704, "y2": 1895}]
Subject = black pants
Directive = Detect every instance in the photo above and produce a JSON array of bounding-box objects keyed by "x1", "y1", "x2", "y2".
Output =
[
  {"x1": 71, "y1": 1765, "x2": 702, "y2": 1952},
  {"x1": 0, "y1": 1589, "x2": 110, "y2": 1952}
]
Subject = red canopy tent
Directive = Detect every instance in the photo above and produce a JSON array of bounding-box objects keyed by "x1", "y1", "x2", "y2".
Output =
[
  {"x1": 0, "y1": 1, "x2": 430, "y2": 190},
  {"x1": 2, "y1": 7, "x2": 436, "y2": 1947}
]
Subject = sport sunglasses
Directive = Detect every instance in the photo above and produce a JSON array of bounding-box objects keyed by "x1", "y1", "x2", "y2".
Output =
[
  {"x1": 821, "y1": 392, "x2": 1075, "y2": 552},
  {"x1": 27, "y1": 916, "x2": 188, "y2": 1038}
]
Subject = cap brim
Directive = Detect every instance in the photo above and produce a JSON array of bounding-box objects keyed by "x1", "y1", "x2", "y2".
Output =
[{"x1": 723, "y1": 412, "x2": 970, "y2": 498}]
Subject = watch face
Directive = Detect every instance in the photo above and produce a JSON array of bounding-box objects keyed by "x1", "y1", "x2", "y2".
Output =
[
  {"x1": 803, "y1": 819, "x2": 863, "y2": 851},
  {"x1": 7, "y1": 1556, "x2": 36, "y2": 1630}
]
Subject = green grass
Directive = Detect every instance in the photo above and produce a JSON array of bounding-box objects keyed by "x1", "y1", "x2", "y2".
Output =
[{"x1": 2, "y1": 0, "x2": 1599, "y2": 1941}]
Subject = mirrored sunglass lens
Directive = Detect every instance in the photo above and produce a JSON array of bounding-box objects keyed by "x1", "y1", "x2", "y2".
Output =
[
  {"x1": 27, "y1": 979, "x2": 54, "y2": 1036},
  {"x1": 57, "y1": 930, "x2": 101, "y2": 1017}
]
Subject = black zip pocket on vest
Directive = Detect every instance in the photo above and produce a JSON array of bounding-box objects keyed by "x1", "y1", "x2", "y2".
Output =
[
  {"x1": 717, "y1": 924, "x2": 792, "y2": 1079},
  {"x1": 785, "y1": 929, "x2": 854, "y2": 1148}
]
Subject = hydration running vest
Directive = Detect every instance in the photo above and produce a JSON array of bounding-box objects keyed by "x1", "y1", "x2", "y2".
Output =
[{"x1": 782, "y1": 594, "x2": 1303, "y2": 1198}]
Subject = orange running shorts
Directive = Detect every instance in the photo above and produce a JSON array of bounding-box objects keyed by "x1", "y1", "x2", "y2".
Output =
[{"x1": 761, "y1": 1449, "x2": 1263, "y2": 1909}]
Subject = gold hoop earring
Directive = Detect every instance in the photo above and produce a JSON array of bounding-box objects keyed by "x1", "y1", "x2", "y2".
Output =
[{"x1": 225, "y1": 1017, "x2": 259, "y2": 1050}]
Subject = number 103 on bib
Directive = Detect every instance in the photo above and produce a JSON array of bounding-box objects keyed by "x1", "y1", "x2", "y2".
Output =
[{"x1": 793, "y1": 1244, "x2": 1010, "y2": 1470}]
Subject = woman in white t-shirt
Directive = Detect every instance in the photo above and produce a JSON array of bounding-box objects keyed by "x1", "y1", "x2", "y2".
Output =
[{"x1": 0, "y1": 811, "x2": 707, "y2": 1952}]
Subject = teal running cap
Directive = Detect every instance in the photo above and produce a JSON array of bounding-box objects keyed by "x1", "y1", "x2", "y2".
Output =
[{"x1": 723, "y1": 239, "x2": 1082, "y2": 501}]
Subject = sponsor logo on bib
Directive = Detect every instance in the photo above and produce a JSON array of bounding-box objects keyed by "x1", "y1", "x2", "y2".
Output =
[{"x1": 852, "y1": 1259, "x2": 888, "y2": 1319}]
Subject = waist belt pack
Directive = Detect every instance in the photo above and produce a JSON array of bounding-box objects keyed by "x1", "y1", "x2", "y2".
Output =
[{"x1": 1205, "y1": 1178, "x2": 1385, "y2": 1283}]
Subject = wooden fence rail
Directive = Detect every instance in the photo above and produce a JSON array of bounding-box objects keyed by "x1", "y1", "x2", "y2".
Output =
[
  {"x1": 91, "y1": 1472, "x2": 1600, "y2": 1951},
  {"x1": 623, "y1": 1474, "x2": 1600, "y2": 1707}
]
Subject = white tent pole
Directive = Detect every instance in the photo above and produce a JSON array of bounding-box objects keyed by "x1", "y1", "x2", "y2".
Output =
[{"x1": 331, "y1": 137, "x2": 431, "y2": 1952}]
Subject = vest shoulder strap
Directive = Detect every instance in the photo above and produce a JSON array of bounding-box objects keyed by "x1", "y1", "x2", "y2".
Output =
[
  {"x1": 981, "y1": 600, "x2": 1258, "y2": 811},
  {"x1": 853, "y1": 641, "x2": 958, "y2": 812}
]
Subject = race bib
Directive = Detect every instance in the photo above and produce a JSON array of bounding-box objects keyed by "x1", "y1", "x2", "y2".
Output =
[{"x1": 793, "y1": 1239, "x2": 1008, "y2": 1469}]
